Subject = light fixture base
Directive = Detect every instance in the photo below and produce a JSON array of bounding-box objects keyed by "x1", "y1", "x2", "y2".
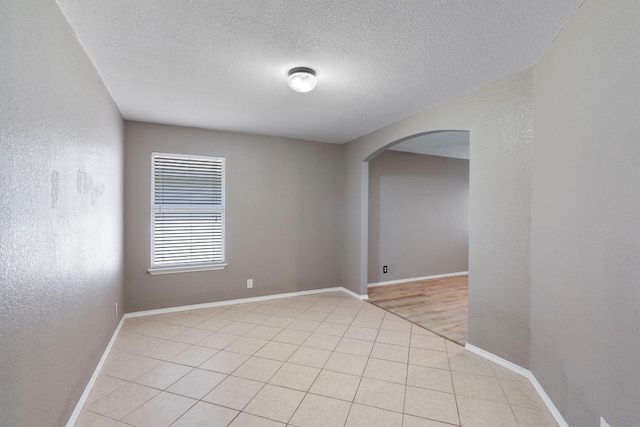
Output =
[
  {"x1": 287, "y1": 67, "x2": 317, "y2": 93},
  {"x1": 288, "y1": 67, "x2": 316, "y2": 77}
]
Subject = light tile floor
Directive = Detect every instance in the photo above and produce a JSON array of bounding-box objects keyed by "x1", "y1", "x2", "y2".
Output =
[{"x1": 77, "y1": 291, "x2": 557, "y2": 427}]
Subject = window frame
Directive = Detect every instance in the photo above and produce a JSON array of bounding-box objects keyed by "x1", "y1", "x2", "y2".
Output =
[{"x1": 148, "y1": 152, "x2": 227, "y2": 275}]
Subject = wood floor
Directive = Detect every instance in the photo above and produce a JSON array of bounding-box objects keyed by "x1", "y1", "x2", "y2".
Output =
[{"x1": 367, "y1": 275, "x2": 468, "y2": 345}]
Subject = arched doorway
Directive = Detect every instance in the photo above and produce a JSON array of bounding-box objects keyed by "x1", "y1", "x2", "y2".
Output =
[{"x1": 362, "y1": 130, "x2": 470, "y2": 344}]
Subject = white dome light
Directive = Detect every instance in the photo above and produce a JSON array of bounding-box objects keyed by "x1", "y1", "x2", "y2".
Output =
[{"x1": 287, "y1": 67, "x2": 317, "y2": 93}]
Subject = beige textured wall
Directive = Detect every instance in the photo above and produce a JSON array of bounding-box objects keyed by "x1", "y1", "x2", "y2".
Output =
[
  {"x1": 343, "y1": 69, "x2": 534, "y2": 368},
  {"x1": 530, "y1": 0, "x2": 640, "y2": 424},
  {"x1": 368, "y1": 151, "x2": 469, "y2": 283},
  {"x1": 124, "y1": 121, "x2": 344, "y2": 312},
  {"x1": 0, "y1": 1, "x2": 124, "y2": 426}
]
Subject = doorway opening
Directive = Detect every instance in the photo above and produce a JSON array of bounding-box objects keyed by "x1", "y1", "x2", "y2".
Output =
[{"x1": 363, "y1": 130, "x2": 470, "y2": 344}]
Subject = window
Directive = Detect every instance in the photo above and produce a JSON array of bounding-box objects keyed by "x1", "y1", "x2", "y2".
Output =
[{"x1": 149, "y1": 153, "x2": 226, "y2": 274}]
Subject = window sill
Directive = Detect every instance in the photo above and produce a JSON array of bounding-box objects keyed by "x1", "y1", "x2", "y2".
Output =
[{"x1": 148, "y1": 263, "x2": 227, "y2": 275}]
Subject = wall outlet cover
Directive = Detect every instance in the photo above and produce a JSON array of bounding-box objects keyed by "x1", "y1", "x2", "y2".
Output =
[{"x1": 247, "y1": 279, "x2": 253, "y2": 289}]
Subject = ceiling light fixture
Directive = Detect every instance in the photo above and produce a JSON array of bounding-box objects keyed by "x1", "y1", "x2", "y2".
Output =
[{"x1": 287, "y1": 67, "x2": 317, "y2": 93}]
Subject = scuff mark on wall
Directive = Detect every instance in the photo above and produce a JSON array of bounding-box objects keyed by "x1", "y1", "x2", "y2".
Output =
[
  {"x1": 76, "y1": 168, "x2": 90, "y2": 194},
  {"x1": 51, "y1": 171, "x2": 59, "y2": 208},
  {"x1": 76, "y1": 168, "x2": 105, "y2": 205}
]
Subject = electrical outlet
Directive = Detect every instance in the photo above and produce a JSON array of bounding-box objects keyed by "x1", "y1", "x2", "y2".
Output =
[
  {"x1": 247, "y1": 279, "x2": 253, "y2": 289},
  {"x1": 115, "y1": 302, "x2": 118, "y2": 318},
  {"x1": 383, "y1": 266, "x2": 388, "y2": 274}
]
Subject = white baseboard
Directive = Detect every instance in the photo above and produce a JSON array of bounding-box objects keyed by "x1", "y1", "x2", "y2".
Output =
[
  {"x1": 125, "y1": 287, "x2": 359, "y2": 318},
  {"x1": 125, "y1": 287, "x2": 366, "y2": 318},
  {"x1": 528, "y1": 372, "x2": 569, "y2": 427},
  {"x1": 465, "y1": 344, "x2": 529, "y2": 378},
  {"x1": 67, "y1": 286, "x2": 368, "y2": 426},
  {"x1": 465, "y1": 344, "x2": 569, "y2": 427},
  {"x1": 367, "y1": 271, "x2": 468, "y2": 288},
  {"x1": 340, "y1": 286, "x2": 369, "y2": 300},
  {"x1": 66, "y1": 316, "x2": 126, "y2": 427}
]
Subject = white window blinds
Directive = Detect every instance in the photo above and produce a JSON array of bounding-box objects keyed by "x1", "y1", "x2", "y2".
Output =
[{"x1": 152, "y1": 153, "x2": 225, "y2": 268}]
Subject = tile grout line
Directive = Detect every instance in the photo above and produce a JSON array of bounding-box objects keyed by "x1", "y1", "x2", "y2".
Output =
[
  {"x1": 465, "y1": 343, "x2": 567, "y2": 427},
  {"x1": 83, "y1": 292, "x2": 512, "y2": 427},
  {"x1": 219, "y1": 295, "x2": 308, "y2": 425},
  {"x1": 447, "y1": 346, "x2": 463, "y2": 426},
  {"x1": 174, "y1": 294, "x2": 319, "y2": 425},
  {"x1": 402, "y1": 327, "x2": 411, "y2": 426},
  {"x1": 491, "y1": 362, "x2": 525, "y2": 427},
  {"x1": 341, "y1": 306, "x2": 381, "y2": 426},
  {"x1": 86, "y1": 296, "x2": 305, "y2": 425},
  {"x1": 227, "y1": 296, "x2": 349, "y2": 426},
  {"x1": 284, "y1": 298, "x2": 358, "y2": 426}
]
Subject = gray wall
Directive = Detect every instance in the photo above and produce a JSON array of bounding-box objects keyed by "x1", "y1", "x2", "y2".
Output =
[
  {"x1": 124, "y1": 121, "x2": 344, "y2": 312},
  {"x1": 368, "y1": 150, "x2": 469, "y2": 283},
  {"x1": 1, "y1": 1, "x2": 634, "y2": 426},
  {"x1": 0, "y1": 1, "x2": 124, "y2": 426},
  {"x1": 343, "y1": 69, "x2": 534, "y2": 368},
  {"x1": 530, "y1": 0, "x2": 640, "y2": 425}
]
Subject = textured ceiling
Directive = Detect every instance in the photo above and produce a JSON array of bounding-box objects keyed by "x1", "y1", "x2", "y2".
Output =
[
  {"x1": 56, "y1": 0, "x2": 582, "y2": 144},
  {"x1": 391, "y1": 131, "x2": 469, "y2": 159}
]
